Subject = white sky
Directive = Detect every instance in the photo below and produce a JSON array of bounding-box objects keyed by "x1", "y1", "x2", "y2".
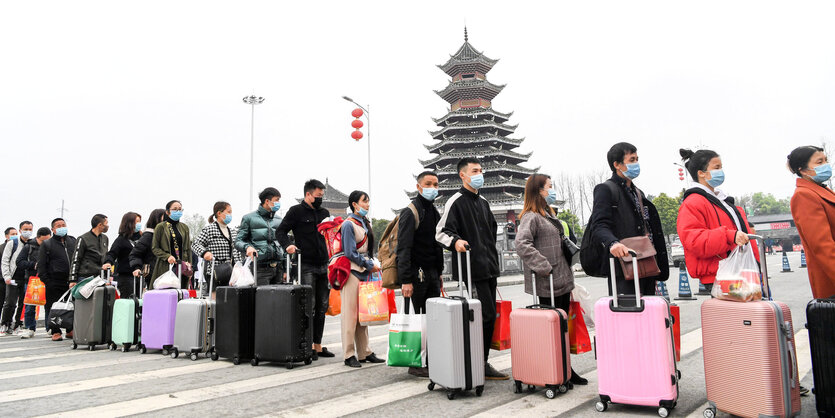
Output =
[{"x1": 2, "y1": 1, "x2": 834, "y2": 240}]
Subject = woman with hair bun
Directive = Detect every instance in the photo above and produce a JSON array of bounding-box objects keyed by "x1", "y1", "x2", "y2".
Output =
[
  {"x1": 675, "y1": 148, "x2": 758, "y2": 293},
  {"x1": 788, "y1": 145, "x2": 835, "y2": 299}
]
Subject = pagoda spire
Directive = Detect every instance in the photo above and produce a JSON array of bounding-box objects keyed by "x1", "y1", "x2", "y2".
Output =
[{"x1": 464, "y1": 26, "x2": 468, "y2": 42}]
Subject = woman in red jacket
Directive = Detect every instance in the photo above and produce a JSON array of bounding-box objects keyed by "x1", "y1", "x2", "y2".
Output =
[{"x1": 676, "y1": 149, "x2": 758, "y2": 292}]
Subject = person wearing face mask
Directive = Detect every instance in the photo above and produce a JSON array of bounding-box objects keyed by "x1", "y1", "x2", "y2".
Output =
[
  {"x1": 394, "y1": 171, "x2": 444, "y2": 377},
  {"x1": 236, "y1": 187, "x2": 285, "y2": 286},
  {"x1": 586, "y1": 142, "x2": 669, "y2": 297},
  {"x1": 515, "y1": 173, "x2": 588, "y2": 386},
  {"x1": 1, "y1": 222, "x2": 33, "y2": 336},
  {"x1": 70, "y1": 214, "x2": 111, "y2": 287},
  {"x1": 677, "y1": 149, "x2": 758, "y2": 294},
  {"x1": 788, "y1": 145, "x2": 835, "y2": 299},
  {"x1": 192, "y1": 201, "x2": 242, "y2": 294},
  {"x1": 16, "y1": 227, "x2": 52, "y2": 338},
  {"x1": 0, "y1": 227, "x2": 16, "y2": 327},
  {"x1": 38, "y1": 218, "x2": 77, "y2": 340},
  {"x1": 435, "y1": 157, "x2": 507, "y2": 380},
  {"x1": 276, "y1": 179, "x2": 334, "y2": 359},
  {"x1": 339, "y1": 190, "x2": 385, "y2": 368},
  {"x1": 105, "y1": 212, "x2": 142, "y2": 298},
  {"x1": 130, "y1": 208, "x2": 166, "y2": 289},
  {"x1": 151, "y1": 200, "x2": 192, "y2": 288}
]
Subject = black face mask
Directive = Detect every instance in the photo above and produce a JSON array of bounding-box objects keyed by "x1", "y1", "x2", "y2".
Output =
[{"x1": 312, "y1": 197, "x2": 323, "y2": 209}]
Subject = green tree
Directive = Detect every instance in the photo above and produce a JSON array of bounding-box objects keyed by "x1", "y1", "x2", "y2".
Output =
[
  {"x1": 371, "y1": 218, "x2": 391, "y2": 251},
  {"x1": 652, "y1": 193, "x2": 680, "y2": 242},
  {"x1": 556, "y1": 209, "x2": 583, "y2": 238},
  {"x1": 750, "y1": 192, "x2": 790, "y2": 215},
  {"x1": 182, "y1": 212, "x2": 206, "y2": 239}
]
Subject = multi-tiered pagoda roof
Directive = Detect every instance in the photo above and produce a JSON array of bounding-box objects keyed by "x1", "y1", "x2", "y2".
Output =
[{"x1": 418, "y1": 28, "x2": 535, "y2": 209}]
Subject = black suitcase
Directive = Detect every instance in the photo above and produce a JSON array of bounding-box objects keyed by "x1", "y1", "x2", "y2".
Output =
[
  {"x1": 213, "y1": 286, "x2": 256, "y2": 365},
  {"x1": 807, "y1": 298, "x2": 835, "y2": 417},
  {"x1": 251, "y1": 253, "x2": 313, "y2": 368}
]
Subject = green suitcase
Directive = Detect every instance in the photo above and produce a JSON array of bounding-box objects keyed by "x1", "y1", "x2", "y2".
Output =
[{"x1": 111, "y1": 276, "x2": 143, "y2": 352}]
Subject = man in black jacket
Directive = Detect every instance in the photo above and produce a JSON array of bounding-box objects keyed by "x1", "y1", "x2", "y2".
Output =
[
  {"x1": 435, "y1": 157, "x2": 507, "y2": 380},
  {"x1": 39, "y1": 218, "x2": 77, "y2": 341},
  {"x1": 397, "y1": 171, "x2": 444, "y2": 377},
  {"x1": 0, "y1": 227, "x2": 15, "y2": 324},
  {"x1": 70, "y1": 214, "x2": 111, "y2": 285},
  {"x1": 276, "y1": 179, "x2": 335, "y2": 359},
  {"x1": 17, "y1": 227, "x2": 51, "y2": 338},
  {"x1": 588, "y1": 142, "x2": 669, "y2": 297}
]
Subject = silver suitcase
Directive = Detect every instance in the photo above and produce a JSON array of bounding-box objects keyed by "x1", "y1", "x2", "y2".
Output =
[
  {"x1": 171, "y1": 261, "x2": 216, "y2": 360},
  {"x1": 72, "y1": 271, "x2": 116, "y2": 351},
  {"x1": 427, "y1": 249, "x2": 485, "y2": 399}
]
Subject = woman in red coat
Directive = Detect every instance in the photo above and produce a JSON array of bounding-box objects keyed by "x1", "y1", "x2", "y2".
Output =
[
  {"x1": 788, "y1": 146, "x2": 835, "y2": 299},
  {"x1": 676, "y1": 149, "x2": 758, "y2": 292}
]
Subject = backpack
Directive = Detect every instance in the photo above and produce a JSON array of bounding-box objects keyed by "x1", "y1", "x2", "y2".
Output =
[
  {"x1": 317, "y1": 216, "x2": 367, "y2": 290},
  {"x1": 580, "y1": 181, "x2": 620, "y2": 277},
  {"x1": 377, "y1": 203, "x2": 419, "y2": 290}
]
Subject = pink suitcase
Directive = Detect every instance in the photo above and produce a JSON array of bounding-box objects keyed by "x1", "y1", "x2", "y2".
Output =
[
  {"x1": 510, "y1": 273, "x2": 570, "y2": 399},
  {"x1": 594, "y1": 253, "x2": 679, "y2": 416},
  {"x1": 701, "y1": 235, "x2": 801, "y2": 418}
]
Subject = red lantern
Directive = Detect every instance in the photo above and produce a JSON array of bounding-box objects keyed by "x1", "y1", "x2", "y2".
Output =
[
  {"x1": 351, "y1": 119, "x2": 364, "y2": 129},
  {"x1": 679, "y1": 176, "x2": 685, "y2": 181},
  {"x1": 351, "y1": 108, "x2": 363, "y2": 118},
  {"x1": 351, "y1": 130, "x2": 363, "y2": 140},
  {"x1": 678, "y1": 168, "x2": 684, "y2": 173}
]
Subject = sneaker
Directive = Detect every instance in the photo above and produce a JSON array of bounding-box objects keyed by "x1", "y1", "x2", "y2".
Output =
[
  {"x1": 408, "y1": 367, "x2": 430, "y2": 378},
  {"x1": 20, "y1": 330, "x2": 35, "y2": 339},
  {"x1": 65, "y1": 331, "x2": 73, "y2": 339},
  {"x1": 800, "y1": 385, "x2": 810, "y2": 397},
  {"x1": 12, "y1": 327, "x2": 22, "y2": 336},
  {"x1": 51, "y1": 333, "x2": 63, "y2": 341},
  {"x1": 0, "y1": 330, "x2": 9, "y2": 337},
  {"x1": 485, "y1": 362, "x2": 509, "y2": 380}
]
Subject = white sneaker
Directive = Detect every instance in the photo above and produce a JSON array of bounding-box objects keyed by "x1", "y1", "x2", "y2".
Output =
[
  {"x1": 12, "y1": 327, "x2": 22, "y2": 336},
  {"x1": 20, "y1": 330, "x2": 34, "y2": 339}
]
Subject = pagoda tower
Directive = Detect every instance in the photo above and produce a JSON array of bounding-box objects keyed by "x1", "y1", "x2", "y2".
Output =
[{"x1": 419, "y1": 28, "x2": 537, "y2": 224}]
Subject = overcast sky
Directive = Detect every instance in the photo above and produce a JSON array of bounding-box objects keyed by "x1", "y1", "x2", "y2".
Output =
[{"x1": 2, "y1": 1, "x2": 835, "y2": 240}]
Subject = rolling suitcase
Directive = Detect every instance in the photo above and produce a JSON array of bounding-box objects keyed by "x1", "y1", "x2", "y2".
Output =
[
  {"x1": 138, "y1": 264, "x2": 189, "y2": 355},
  {"x1": 72, "y1": 271, "x2": 117, "y2": 351},
  {"x1": 594, "y1": 252, "x2": 678, "y2": 416},
  {"x1": 510, "y1": 273, "x2": 570, "y2": 399},
  {"x1": 426, "y1": 249, "x2": 485, "y2": 400},
  {"x1": 806, "y1": 297, "x2": 835, "y2": 417},
  {"x1": 251, "y1": 252, "x2": 314, "y2": 368},
  {"x1": 701, "y1": 235, "x2": 801, "y2": 418},
  {"x1": 110, "y1": 275, "x2": 143, "y2": 352},
  {"x1": 171, "y1": 260, "x2": 216, "y2": 361},
  {"x1": 213, "y1": 260, "x2": 256, "y2": 365}
]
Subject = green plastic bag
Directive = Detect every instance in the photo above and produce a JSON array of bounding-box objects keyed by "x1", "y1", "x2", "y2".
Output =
[
  {"x1": 70, "y1": 276, "x2": 102, "y2": 300},
  {"x1": 386, "y1": 304, "x2": 425, "y2": 368}
]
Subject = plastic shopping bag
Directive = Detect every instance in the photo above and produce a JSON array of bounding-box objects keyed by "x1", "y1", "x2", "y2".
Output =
[
  {"x1": 24, "y1": 277, "x2": 46, "y2": 306},
  {"x1": 358, "y1": 274, "x2": 390, "y2": 326},
  {"x1": 491, "y1": 292, "x2": 511, "y2": 350},
  {"x1": 386, "y1": 300, "x2": 426, "y2": 368},
  {"x1": 71, "y1": 276, "x2": 107, "y2": 299},
  {"x1": 326, "y1": 289, "x2": 341, "y2": 316},
  {"x1": 568, "y1": 301, "x2": 592, "y2": 354},
  {"x1": 571, "y1": 283, "x2": 594, "y2": 329},
  {"x1": 230, "y1": 257, "x2": 255, "y2": 288},
  {"x1": 153, "y1": 265, "x2": 181, "y2": 290},
  {"x1": 713, "y1": 244, "x2": 762, "y2": 302}
]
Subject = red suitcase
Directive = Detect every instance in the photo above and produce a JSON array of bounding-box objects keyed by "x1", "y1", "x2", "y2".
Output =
[{"x1": 510, "y1": 273, "x2": 570, "y2": 399}]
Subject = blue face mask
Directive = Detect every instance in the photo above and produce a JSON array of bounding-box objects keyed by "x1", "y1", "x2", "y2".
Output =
[
  {"x1": 621, "y1": 162, "x2": 641, "y2": 180},
  {"x1": 272, "y1": 201, "x2": 281, "y2": 212},
  {"x1": 357, "y1": 207, "x2": 369, "y2": 217},
  {"x1": 468, "y1": 173, "x2": 484, "y2": 190},
  {"x1": 55, "y1": 227, "x2": 68, "y2": 237},
  {"x1": 134, "y1": 223, "x2": 142, "y2": 233},
  {"x1": 545, "y1": 188, "x2": 558, "y2": 205},
  {"x1": 421, "y1": 187, "x2": 439, "y2": 201},
  {"x1": 10, "y1": 235, "x2": 18, "y2": 242},
  {"x1": 812, "y1": 163, "x2": 832, "y2": 183},
  {"x1": 706, "y1": 169, "x2": 725, "y2": 187},
  {"x1": 169, "y1": 210, "x2": 183, "y2": 222},
  {"x1": 223, "y1": 214, "x2": 233, "y2": 225}
]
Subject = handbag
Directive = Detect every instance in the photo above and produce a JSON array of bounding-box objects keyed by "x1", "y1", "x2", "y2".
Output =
[
  {"x1": 48, "y1": 289, "x2": 74, "y2": 330},
  {"x1": 546, "y1": 217, "x2": 580, "y2": 266},
  {"x1": 167, "y1": 222, "x2": 193, "y2": 278},
  {"x1": 214, "y1": 263, "x2": 233, "y2": 286},
  {"x1": 618, "y1": 235, "x2": 660, "y2": 280},
  {"x1": 386, "y1": 297, "x2": 426, "y2": 368}
]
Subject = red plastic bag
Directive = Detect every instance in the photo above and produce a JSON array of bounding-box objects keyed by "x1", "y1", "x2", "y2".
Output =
[
  {"x1": 671, "y1": 304, "x2": 681, "y2": 361},
  {"x1": 491, "y1": 298, "x2": 512, "y2": 351},
  {"x1": 386, "y1": 288, "x2": 397, "y2": 321},
  {"x1": 24, "y1": 277, "x2": 46, "y2": 306},
  {"x1": 568, "y1": 301, "x2": 591, "y2": 354}
]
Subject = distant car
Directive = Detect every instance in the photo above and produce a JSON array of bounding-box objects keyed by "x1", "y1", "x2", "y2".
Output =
[{"x1": 670, "y1": 238, "x2": 685, "y2": 267}]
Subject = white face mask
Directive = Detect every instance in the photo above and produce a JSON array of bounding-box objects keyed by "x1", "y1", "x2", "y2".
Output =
[{"x1": 20, "y1": 231, "x2": 33, "y2": 240}]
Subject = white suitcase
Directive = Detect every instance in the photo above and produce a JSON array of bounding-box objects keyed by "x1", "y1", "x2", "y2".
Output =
[{"x1": 426, "y1": 249, "x2": 485, "y2": 400}]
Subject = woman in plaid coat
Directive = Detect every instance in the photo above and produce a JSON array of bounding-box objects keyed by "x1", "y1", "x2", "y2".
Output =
[{"x1": 192, "y1": 201, "x2": 242, "y2": 292}]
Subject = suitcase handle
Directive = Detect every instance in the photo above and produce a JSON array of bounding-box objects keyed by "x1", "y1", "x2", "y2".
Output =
[
  {"x1": 747, "y1": 234, "x2": 771, "y2": 300},
  {"x1": 286, "y1": 250, "x2": 301, "y2": 285},
  {"x1": 455, "y1": 246, "x2": 472, "y2": 299},
  {"x1": 529, "y1": 272, "x2": 556, "y2": 308},
  {"x1": 609, "y1": 250, "x2": 640, "y2": 308}
]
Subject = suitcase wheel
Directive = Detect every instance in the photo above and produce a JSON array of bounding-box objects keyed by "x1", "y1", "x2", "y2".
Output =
[
  {"x1": 447, "y1": 392, "x2": 456, "y2": 400},
  {"x1": 211, "y1": 352, "x2": 220, "y2": 362},
  {"x1": 428, "y1": 382, "x2": 435, "y2": 391},
  {"x1": 162, "y1": 348, "x2": 170, "y2": 356},
  {"x1": 475, "y1": 386, "x2": 484, "y2": 397},
  {"x1": 88, "y1": 345, "x2": 95, "y2": 351},
  {"x1": 527, "y1": 385, "x2": 535, "y2": 393},
  {"x1": 231, "y1": 356, "x2": 239, "y2": 365},
  {"x1": 595, "y1": 401, "x2": 608, "y2": 412},
  {"x1": 545, "y1": 388, "x2": 556, "y2": 399},
  {"x1": 658, "y1": 407, "x2": 669, "y2": 418},
  {"x1": 139, "y1": 345, "x2": 147, "y2": 354},
  {"x1": 71, "y1": 342, "x2": 77, "y2": 350},
  {"x1": 513, "y1": 381, "x2": 522, "y2": 394},
  {"x1": 251, "y1": 357, "x2": 259, "y2": 367},
  {"x1": 170, "y1": 348, "x2": 179, "y2": 359},
  {"x1": 304, "y1": 358, "x2": 312, "y2": 365},
  {"x1": 702, "y1": 407, "x2": 715, "y2": 418},
  {"x1": 286, "y1": 363, "x2": 294, "y2": 370},
  {"x1": 190, "y1": 353, "x2": 198, "y2": 361},
  {"x1": 109, "y1": 343, "x2": 117, "y2": 351}
]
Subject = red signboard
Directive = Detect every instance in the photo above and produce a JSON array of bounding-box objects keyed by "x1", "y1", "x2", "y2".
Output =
[{"x1": 770, "y1": 222, "x2": 791, "y2": 230}]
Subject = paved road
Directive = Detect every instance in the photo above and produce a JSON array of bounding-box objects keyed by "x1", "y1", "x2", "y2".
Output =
[{"x1": 0, "y1": 252, "x2": 819, "y2": 417}]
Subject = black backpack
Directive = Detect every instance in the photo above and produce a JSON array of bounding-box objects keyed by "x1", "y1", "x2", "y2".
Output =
[{"x1": 579, "y1": 181, "x2": 620, "y2": 277}]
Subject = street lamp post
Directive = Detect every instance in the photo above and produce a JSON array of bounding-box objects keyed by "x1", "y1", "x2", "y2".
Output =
[
  {"x1": 342, "y1": 96, "x2": 371, "y2": 196},
  {"x1": 243, "y1": 95, "x2": 265, "y2": 211}
]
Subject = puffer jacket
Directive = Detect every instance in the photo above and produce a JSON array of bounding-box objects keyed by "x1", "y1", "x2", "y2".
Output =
[{"x1": 235, "y1": 206, "x2": 284, "y2": 266}]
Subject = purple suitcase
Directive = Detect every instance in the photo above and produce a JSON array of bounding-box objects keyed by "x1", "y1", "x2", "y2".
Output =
[{"x1": 138, "y1": 289, "x2": 189, "y2": 354}]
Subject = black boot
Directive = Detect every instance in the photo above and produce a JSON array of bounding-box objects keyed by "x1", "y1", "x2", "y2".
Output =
[{"x1": 570, "y1": 369, "x2": 588, "y2": 385}]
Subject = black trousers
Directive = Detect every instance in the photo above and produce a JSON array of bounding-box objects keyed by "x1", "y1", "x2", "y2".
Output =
[
  {"x1": 301, "y1": 264, "x2": 329, "y2": 345},
  {"x1": 44, "y1": 282, "x2": 71, "y2": 334},
  {"x1": 405, "y1": 269, "x2": 442, "y2": 314},
  {"x1": 607, "y1": 274, "x2": 657, "y2": 298},
  {"x1": 1, "y1": 280, "x2": 25, "y2": 329},
  {"x1": 538, "y1": 292, "x2": 571, "y2": 312},
  {"x1": 465, "y1": 277, "x2": 498, "y2": 361},
  {"x1": 255, "y1": 263, "x2": 282, "y2": 286},
  {"x1": 114, "y1": 274, "x2": 138, "y2": 299}
]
